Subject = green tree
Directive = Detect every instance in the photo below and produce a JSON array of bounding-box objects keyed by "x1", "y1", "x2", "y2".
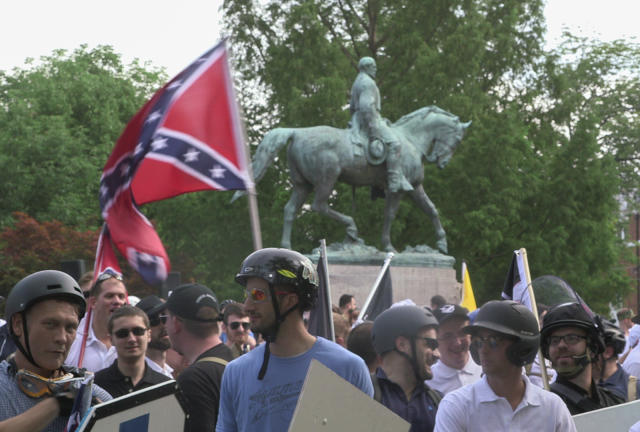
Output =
[
  {"x1": 0, "y1": 45, "x2": 166, "y2": 228},
  {"x1": 222, "y1": 0, "x2": 636, "y2": 310}
]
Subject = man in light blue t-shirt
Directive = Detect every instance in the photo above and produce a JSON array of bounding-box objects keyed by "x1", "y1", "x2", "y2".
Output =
[{"x1": 216, "y1": 248, "x2": 374, "y2": 432}]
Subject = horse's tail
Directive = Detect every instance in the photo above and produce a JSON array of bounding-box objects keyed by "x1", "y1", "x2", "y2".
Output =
[{"x1": 231, "y1": 128, "x2": 294, "y2": 203}]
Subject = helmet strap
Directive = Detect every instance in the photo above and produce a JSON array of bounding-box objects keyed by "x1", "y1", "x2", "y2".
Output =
[
  {"x1": 395, "y1": 337, "x2": 423, "y2": 384},
  {"x1": 555, "y1": 346, "x2": 592, "y2": 379},
  {"x1": 12, "y1": 312, "x2": 43, "y2": 371},
  {"x1": 257, "y1": 285, "x2": 300, "y2": 380}
]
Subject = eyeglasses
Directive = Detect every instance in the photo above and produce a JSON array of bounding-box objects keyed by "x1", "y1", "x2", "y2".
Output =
[
  {"x1": 548, "y1": 334, "x2": 587, "y2": 347},
  {"x1": 114, "y1": 326, "x2": 148, "y2": 339},
  {"x1": 417, "y1": 337, "x2": 439, "y2": 350},
  {"x1": 149, "y1": 314, "x2": 168, "y2": 327},
  {"x1": 230, "y1": 321, "x2": 250, "y2": 331},
  {"x1": 471, "y1": 335, "x2": 507, "y2": 350}
]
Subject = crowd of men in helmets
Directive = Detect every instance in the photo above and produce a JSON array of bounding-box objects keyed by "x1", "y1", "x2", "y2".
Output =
[{"x1": 1, "y1": 247, "x2": 640, "y2": 431}]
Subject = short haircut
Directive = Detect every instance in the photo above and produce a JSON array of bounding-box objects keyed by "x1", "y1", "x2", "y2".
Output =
[
  {"x1": 339, "y1": 294, "x2": 354, "y2": 308},
  {"x1": 430, "y1": 295, "x2": 446, "y2": 308},
  {"x1": 108, "y1": 305, "x2": 150, "y2": 334},
  {"x1": 78, "y1": 271, "x2": 94, "y2": 290},
  {"x1": 347, "y1": 321, "x2": 377, "y2": 370},
  {"x1": 333, "y1": 313, "x2": 350, "y2": 340},
  {"x1": 618, "y1": 308, "x2": 633, "y2": 321},
  {"x1": 223, "y1": 303, "x2": 247, "y2": 325},
  {"x1": 182, "y1": 318, "x2": 219, "y2": 339},
  {"x1": 90, "y1": 274, "x2": 126, "y2": 298}
]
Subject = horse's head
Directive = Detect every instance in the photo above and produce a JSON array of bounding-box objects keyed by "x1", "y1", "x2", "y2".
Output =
[{"x1": 426, "y1": 117, "x2": 471, "y2": 169}]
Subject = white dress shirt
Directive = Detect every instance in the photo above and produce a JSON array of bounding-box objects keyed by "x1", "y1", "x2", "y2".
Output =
[
  {"x1": 65, "y1": 314, "x2": 117, "y2": 372},
  {"x1": 427, "y1": 356, "x2": 482, "y2": 394},
  {"x1": 434, "y1": 374, "x2": 576, "y2": 432},
  {"x1": 146, "y1": 356, "x2": 174, "y2": 378}
]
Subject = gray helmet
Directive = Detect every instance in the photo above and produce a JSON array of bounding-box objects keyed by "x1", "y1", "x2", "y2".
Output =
[
  {"x1": 602, "y1": 319, "x2": 626, "y2": 356},
  {"x1": 464, "y1": 300, "x2": 540, "y2": 367},
  {"x1": 236, "y1": 248, "x2": 318, "y2": 311},
  {"x1": 5, "y1": 270, "x2": 86, "y2": 329},
  {"x1": 372, "y1": 305, "x2": 438, "y2": 355}
]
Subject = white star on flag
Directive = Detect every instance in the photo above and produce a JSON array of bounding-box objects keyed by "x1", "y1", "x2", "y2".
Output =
[
  {"x1": 151, "y1": 137, "x2": 168, "y2": 151},
  {"x1": 209, "y1": 165, "x2": 226, "y2": 178},
  {"x1": 134, "y1": 142, "x2": 145, "y2": 155},
  {"x1": 183, "y1": 149, "x2": 200, "y2": 162},
  {"x1": 146, "y1": 111, "x2": 162, "y2": 124},
  {"x1": 120, "y1": 163, "x2": 130, "y2": 177},
  {"x1": 168, "y1": 81, "x2": 182, "y2": 90},
  {"x1": 100, "y1": 185, "x2": 108, "y2": 197}
]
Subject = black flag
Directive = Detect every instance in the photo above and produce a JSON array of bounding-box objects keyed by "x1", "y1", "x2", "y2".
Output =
[
  {"x1": 361, "y1": 266, "x2": 393, "y2": 322},
  {"x1": 307, "y1": 249, "x2": 334, "y2": 341}
]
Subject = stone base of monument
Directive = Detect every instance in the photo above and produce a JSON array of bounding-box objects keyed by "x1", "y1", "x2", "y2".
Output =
[{"x1": 309, "y1": 242, "x2": 462, "y2": 310}]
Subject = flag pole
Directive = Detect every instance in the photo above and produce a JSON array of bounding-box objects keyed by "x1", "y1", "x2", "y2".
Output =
[
  {"x1": 225, "y1": 40, "x2": 262, "y2": 250},
  {"x1": 358, "y1": 252, "x2": 394, "y2": 322},
  {"x1": 320, "y1": 239, "x2": 335, "y2": 342},
  {"x1": 519, "y1": 248, "x2": 550, "y2": 390}
]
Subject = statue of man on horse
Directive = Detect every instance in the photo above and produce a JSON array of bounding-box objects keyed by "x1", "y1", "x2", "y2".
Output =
[
  {"x1": 349, "y1": 57, "x2": 413, "y2": 193},
  {"x1": 233, "y1": 57, "x2": 471, "y2": 254}
]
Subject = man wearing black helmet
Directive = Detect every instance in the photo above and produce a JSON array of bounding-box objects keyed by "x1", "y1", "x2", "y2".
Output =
[
  {"x1": 371, "y1": 305, "x2": 442, "y2": 432},
  {"x1": 594, "y1": 320, "x2": 640, "y2": 401},
  {"x1": 435, "y1": 300, "x2": 575, "y2": 432},
  {"x1": 0, "y1": 270, "x2": 112, "y2": 432},
  {"x1": 541, "y1": 302, "x2": 624, "y2": 414},
  {"x1": 216, "y1": 248, "x2": 373, "y2": 432}
]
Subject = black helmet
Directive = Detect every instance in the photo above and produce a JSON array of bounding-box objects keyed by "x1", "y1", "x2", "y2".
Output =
[
  {"x1": 464, "y1": 300, "x2": 540, "y2": 367},
  {"x1": 602, "y1": 319, "x2": 626, "y2": 356},
  {"x1": 5, "y1": 270, "x2": 87, "y2": 328},
  {"x1": 372, "y1": 305, "x2": 439, "y2": 355},
  {"x1": 540, "y1": 302, "x2": 604, "y2": 358},
  {"x1": 236, "y1": 248, "x2": 318, "y2": 311}
]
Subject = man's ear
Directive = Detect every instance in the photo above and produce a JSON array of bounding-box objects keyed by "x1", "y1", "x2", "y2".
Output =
[
  {"x1": 11, "y1": 313, "x2": 24, "y2": 339},
  {"x1": 395, "y1": 336, "x2": 410, "y2": 354}
]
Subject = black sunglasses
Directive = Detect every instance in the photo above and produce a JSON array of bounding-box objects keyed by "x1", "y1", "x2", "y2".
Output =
[
  {"x1": 149, "y1": 314, "x2": 168, "y2": 327},
  {"x1": 114, "y1": 326, "x2": 147, "y2": 339},
  {"x1": 230, "y1": 321, "x2": 250, "y2": 331}
]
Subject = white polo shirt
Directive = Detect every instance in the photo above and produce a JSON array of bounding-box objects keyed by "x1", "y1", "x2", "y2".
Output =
[
  {"x1": 65, "y1": 314, "x2": 117, "y2": 372},
  {"x1": 434, "y1": 374, "x2": 576, "y2": 432},
  {"x1": 427, "y1": 356, "x2": 482, "y2": 395}
]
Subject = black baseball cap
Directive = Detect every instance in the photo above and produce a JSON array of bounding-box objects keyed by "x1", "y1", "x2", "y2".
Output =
[
  {"x1": 136, "y1": 295, "x2": 167, "y2": 317},
  {"x1": 433, "y1": 304, "x2": 470, "y2": 325},
  {"x1": 166, "y1": 284, "x2": 220, "y2": 322}
]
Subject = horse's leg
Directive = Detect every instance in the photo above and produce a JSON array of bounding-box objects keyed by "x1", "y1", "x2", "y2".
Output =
[
  {"x1": 382, "y1": 192, "x2": 401, "y2": 253},
  {"x1": 409, "y1": 184, "x2": 448, "y2": 254},
  {"x1": 311, "y1": 183, "x2": 362, "y2": 244},
  {"x1": 281, "y1": 183, "x2": 312, "y2": 249}
]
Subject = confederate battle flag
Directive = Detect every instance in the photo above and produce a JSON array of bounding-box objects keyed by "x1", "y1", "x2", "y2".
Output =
[{"x1": 96, "y1": 40, "x2": 252, "y2": 284}]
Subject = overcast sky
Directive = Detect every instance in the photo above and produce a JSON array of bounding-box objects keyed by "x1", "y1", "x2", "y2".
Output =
[{"x1": 1, "y1": 0, "x2": 639, "y2": 78}]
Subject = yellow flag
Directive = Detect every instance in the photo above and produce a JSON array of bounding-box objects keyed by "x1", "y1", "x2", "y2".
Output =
[{"x1": 460, "y1": 261, "x2": 477, "y2": 311}]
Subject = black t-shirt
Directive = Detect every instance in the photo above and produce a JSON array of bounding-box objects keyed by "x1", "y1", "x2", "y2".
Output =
[
  {"x1": 178, "y1": 343, "x2": 233, "y2": 432},
  {"x1": 94, "y1": 359, "x2": 170, "y2": 399},
  {"x1": 551, "y1": 377, "x2": 624, "y2": 415}
]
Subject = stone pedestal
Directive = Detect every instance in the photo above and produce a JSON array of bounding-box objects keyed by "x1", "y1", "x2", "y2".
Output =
[{"x1": 309, "y1": 242, "x2": 462, "y2": 310}]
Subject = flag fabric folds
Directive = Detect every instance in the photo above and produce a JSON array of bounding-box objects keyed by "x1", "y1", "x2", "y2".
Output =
[
  {"x1": 502, "y1": 250, "x2": 532, "y2": 309},
  {"x1": 361, "y1": 266, "x2": 393, "y2": 322},
  {"x1": 96, "y1": 40, "x2": 251, "y2": 284},
  {"x1": 307, "y1": 246, "x2": 335, "y2": 341},
  {"x1": 460, "y1": 261, "x2": 477, "y2": 312}
]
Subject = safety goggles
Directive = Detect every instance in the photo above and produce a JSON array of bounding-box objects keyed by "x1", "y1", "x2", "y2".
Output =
[
  {"x1": 16, "y1": 369, "x2": 81, "y2": 398},
  {"x1": 416, "y1": 337, "x2": 439, "y2": 350},
  {"x1": 548, "y1": 334, "x2": 587, "y2": 347},
  {"x1": 471, "y1": 335, "x2": 507, "y2": 350},
  {"x1": 114, "y1": 326, "x2": 148, "y2": 339},
  {"x1": 230, "y1": 321, "x2": 250, "y2": 331},
  {"x1": 244, "y1": 287, "x2": 291, "y2": 303},
  {"x1": 149, "y1": 314, "x2": 168, "y2": 327}
]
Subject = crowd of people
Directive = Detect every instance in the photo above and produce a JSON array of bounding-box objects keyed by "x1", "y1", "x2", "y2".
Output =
[{"x1": 1, "y1": 247, "x2": 640, "y2": 431}]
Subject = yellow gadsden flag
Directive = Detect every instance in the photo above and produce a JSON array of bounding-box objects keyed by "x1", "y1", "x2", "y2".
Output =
[{"x1": 460, "y1": 261, "x2": 477, "y2": 311}]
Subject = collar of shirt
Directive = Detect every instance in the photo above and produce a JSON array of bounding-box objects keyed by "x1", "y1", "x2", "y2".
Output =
[
  {"x1": 432, "y1": 357, "x2": 477, "y2": 378},
  {"x1": 476, "y1": 374, "x2": 543, "y2": 409}
]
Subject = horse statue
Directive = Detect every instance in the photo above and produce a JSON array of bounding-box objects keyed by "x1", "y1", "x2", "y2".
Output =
[{"x1": 235, "y1": 106, "x2": 470, "y2": 253}]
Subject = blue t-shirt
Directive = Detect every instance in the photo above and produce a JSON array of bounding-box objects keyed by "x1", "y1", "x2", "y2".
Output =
[
  {"x1": 0, "y1": 360, "x2": 112, "y2": 432},
  {"x1": 601, "y1": 363, "x2": 640, "y2": 401},
  {"x1": 216, "y1": 337, "x2": 374, "y2": 432}
]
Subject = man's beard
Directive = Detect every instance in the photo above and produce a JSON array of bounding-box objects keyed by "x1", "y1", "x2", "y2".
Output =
[{"x1": 149, "y1": 338, "x2": 171, "y2": 351}]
